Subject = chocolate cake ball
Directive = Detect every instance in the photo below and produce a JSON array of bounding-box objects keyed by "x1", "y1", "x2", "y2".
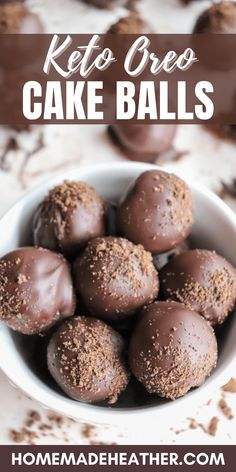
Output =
[
  {"x1": 193, "y1": 2, "x2": 236, "y2": 71},
  {"x1": 0, "y1": 2, "x2": 43, "y2": 33},
  {"x1": 0, "y1": 2, "x2": 44, "y2": 72},
  {"x1": 0, "y1": 1, "x2": 25, "y2": 4},
  {"x1": 181, "y1": 0, "x2": 203, "y2": 4},
  {"x1": 107, "y1": 12, "x2": 150, "y2": 34},
  {"x1": 207, "y1": 124, "x2": 236, "y2": 143},
  {"x1": 193, "y1": 1, "x2": 236, "y2": 34},
  {"x1": 109, "y1": 124, "x2": 177, "y2": 163},
  {"x1": 74, "y1": 236, "x2": 159, "y2": 321},
  {"x1": 160, "y1": 249, "x2": 236, "y2": 325},
  {"x1": 0, "y1": 247, "x2": 76, "y2": 335},
  {"x1": 81, "y1": 0, "x2": 137, "y2": 9},
  {"x1": 116, "y1": 170, "x2": 194, "y2": 254},
  {"x1": 129, "y1": 301, "x2": 218, "y2": 400},
  {"x1": 33, "y1": 181, "x2": 106, "y2": 258},
  {"x1": 47, "y1": 316, "x2": 130, "y2": 404}
]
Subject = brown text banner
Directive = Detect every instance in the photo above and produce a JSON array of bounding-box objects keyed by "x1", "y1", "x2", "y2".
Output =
[
  {"x1": 0, "y1": 34, "x2": 236, "y2": 125},
  {"x1": 0, "y1": 445, "x2": 235, "y2": 471}
]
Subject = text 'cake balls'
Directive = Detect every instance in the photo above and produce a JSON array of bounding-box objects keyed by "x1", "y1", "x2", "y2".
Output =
[
  {"x1": 160, "y1": 249, "x2": 236, "y2": 325},
  {"x1": 116, "y1": 170, "x2": 194, "y2": 254},
  {"x1": 47, "y1": 316, "x2": 130, "y2": 404},
  {"x1": 129, "y1": 301, "x2": 218, "y2": 400},
  {"x1": 33, "y1": 180, "x2": 106, "y2": 258},
  {"x1": 0, "y1": 247, "x2": 76, "y2": 335},
  {"x1": 73, "y1": 236, "x2": 159, "y2": 321}
]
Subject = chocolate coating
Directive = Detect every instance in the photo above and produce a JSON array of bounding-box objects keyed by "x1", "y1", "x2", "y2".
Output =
[
  {"x1": 207, "y1": 124, "x2": 236, "y2": 143},
  {"x1": 153, "y1": 239, "x2": 191, "y2": 271},
  {"x1": 181, "y1": 0, "x2": 203, "y2": 4},
  {"x1": 47, "y1": 316, "x2": 130, "y2": 404},
  {"x1": 193, "y1": 2, "x2": 236, "y2": 71},
  {"x1": 33, "y1": 181, "x2": 106, "y2": 258},
  {"x1": 105, "y1": 202, "x2": 117, "y2": 236},
  {"x1": 0, "y1": 1, "x2": 25, "y2": 3},
  {"x1": 0, "y1": 2, "x2": 43, "y2": 33},
  {"x1": 107, "y1": 12, "x2": 150, "y2": 34},
  {"x1": 81, "y1": 0, "x2": 137, "y2": 9},
  {"x1": 0, "y1": 247, "x2": 76, "y2": 335},
  {"x1": 74, "y1": 236, "x2": 159, "y2": 321},
  {"x1": 116, "y1": 170, "x2": 194, "y2": 254},
  {"x1": 160, "y1": 249, "x2": 236, "y2": 325},
  {"x1": 0, "y1": 2, "x2": 44, "y2": 72},
  {"x1": 129, "y1": 301, "x2": 218, "y2": 400},
  {"x1": 109, "y1": 124, "x2": 177, "y2": 163}
]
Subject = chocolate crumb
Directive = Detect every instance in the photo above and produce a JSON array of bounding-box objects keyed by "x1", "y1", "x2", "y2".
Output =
[
  {"x1": 10, "y1": 428, "x2": 38, "y2": 445},
  {"x1": 81, "y1": 424, "x2": 96, "y2": 439},
  {"x1": 16, "y1": 273, "x2": 28, "y2": 285},
  {"x1": 9, "y1": 409, "x2": 78, "y2": 445},
  {"x1": 90, "y1": 440, "x2": 117, "y2": 445},
  {"x1": 207, "y1": 417, "x2": 219, "y2": 437},
  {"x1": 222, "y1": 378, "x2": 236, "y2": 393},
  {"x1": 0, "y1": 136, "x2": 19, "y2": 171},
  {"x1": 218, "y1": 397, "x2": 234, "y2": 420},
  {"x1": 188, "y1": 418, "x2": 198, "y2": 430},
  {"x1": 25, "y1": 410, "x2": 41, "y2": 428}
]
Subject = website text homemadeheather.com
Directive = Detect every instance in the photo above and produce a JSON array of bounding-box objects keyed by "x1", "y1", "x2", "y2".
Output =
[{"x1": 11, "y1": 450, "x2": 225, "y2": 467}]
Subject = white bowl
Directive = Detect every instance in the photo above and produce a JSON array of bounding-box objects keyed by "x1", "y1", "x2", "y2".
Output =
[{"x1": 0, "y1": 161, "x2": 236, "y2": 427}]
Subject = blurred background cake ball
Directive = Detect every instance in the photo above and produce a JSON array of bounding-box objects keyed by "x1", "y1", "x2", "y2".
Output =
[
  {"x1": 107, "y1": 11, "x2": 150, "y2": 34},
  {"x1": 109, "y1": 124, "x2": 177, "y2": 163},
  {"x1": 0, "y1": 1, "x2": 44, "y2": 77},
  {"x1": 81, "y1": 0, "x2": 139, "y2": 9},
  {"x1": 193, "y1": 1, "x2": 236, "y2": 70},
  {"x1": 193, "y1": 1, "x2": 236, "y2": 34},
  {"x1": 0, "y1": 1, "x2": 43, "y2": 33}
]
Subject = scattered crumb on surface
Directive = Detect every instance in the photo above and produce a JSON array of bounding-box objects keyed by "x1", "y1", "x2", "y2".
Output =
[
  {"x1": 9, "y1": 410, "x2": 76, "y2": 444},
  {"x1": 10, "y1": 428, "x2": 38, "y2": 445},
  {"x1": 188, "y1": 418, "x2": 198, "y2": 430},
  {"x1": 8, "y1": 409, "x2": 113, "y2": 445},
  {"x1": 25, "y1": 410, "x2": 41, "y2": 428},
  {"x1": 81, "y1": 424, "x2": 97, "y2": 439},
  {"x1": 222, "y1": 378, "x2": 236, "y2": 393},
  {"x1": 174, "y1": 429, "x2": 186, "y2": 435},
  {"x1": 206, "y1": 398, "x2": 212, "y2": 406},
  {"x1": 90, "y1": 440, "x2": 117, "y2": 445},
  {"x1": 207, "y1": 417, "x2": 219, "y2": 437},
  {"x1": 218, "y1": 398, "x2": 234, "y2": 420},
  {"x1": 0, "y1": 136, "x2": 19, "y2": 171}
]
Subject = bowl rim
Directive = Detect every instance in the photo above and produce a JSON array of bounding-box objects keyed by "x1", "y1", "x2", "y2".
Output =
[{"x1": 0, "y1": 160, "x2": 236, "y2": 426}]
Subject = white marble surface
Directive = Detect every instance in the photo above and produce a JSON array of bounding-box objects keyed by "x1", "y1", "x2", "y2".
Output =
[{"x1": 0, "y1": 0, "x2": 236, "y2": 445}]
